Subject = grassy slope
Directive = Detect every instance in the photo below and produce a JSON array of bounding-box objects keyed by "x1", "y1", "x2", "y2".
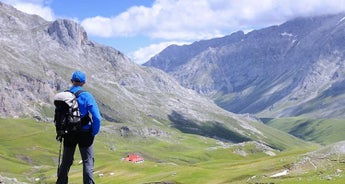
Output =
[
  {"x1": 262, "y1": 117, "x2": 345, "y2": 145},
  {"x1": 0, "y1": 118, "x2": 344, "y2": 184}
]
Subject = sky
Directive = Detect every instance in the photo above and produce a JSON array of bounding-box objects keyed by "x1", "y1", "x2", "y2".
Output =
[{"x1": 4, "y1": 0, "x2": 345, "y2": 64}]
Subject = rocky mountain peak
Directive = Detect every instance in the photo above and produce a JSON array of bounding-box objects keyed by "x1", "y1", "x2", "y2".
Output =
[
  {"x1": 47, "y1": 19, "x2": 89, "y2": 49},
  {"x1": 145, "y1": 13, "x2": 345, "y2": 118}
]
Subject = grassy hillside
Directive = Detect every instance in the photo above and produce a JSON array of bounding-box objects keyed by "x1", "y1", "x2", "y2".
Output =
[
  {"x1": 0, "y1": 118, "x2": 344, "y2": 184},
  {"x1": 262, "y1": 117, "x2": 345, "y2": 145}
]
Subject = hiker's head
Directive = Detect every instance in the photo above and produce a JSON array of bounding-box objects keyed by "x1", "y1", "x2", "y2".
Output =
[{"x1": 71, "y1": 71, "x2": 86, "y2": 86}]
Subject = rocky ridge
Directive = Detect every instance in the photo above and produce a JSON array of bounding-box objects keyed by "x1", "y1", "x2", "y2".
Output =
[{"x1": 145, "y1": 13, "x2": 345, "y2": 118}]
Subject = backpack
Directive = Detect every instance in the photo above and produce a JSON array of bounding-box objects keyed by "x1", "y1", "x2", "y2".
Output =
[{"x1": 53, "y1": 90, "x2": 86, "y2": 136}]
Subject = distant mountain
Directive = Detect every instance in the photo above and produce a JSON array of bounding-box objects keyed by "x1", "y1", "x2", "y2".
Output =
[
  {"x1": 0, "y1": 2, "x2": 307, "y2": 149},
  {"x1": 144, "y1": 13, "x2": 345, "y2": 119}
]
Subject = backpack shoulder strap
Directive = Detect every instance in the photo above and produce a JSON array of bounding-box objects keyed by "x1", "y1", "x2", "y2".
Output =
[
  {"x1": 74, "y1": 90, "x2": 86, "y2": 97},
  {"x1": 65, "y1": 90, "x2": 86, "y2": 97}
]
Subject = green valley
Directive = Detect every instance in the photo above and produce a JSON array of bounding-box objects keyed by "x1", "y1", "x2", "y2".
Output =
[{"x1": 0, "y1": 118, "x2": 344, "y2": 184}]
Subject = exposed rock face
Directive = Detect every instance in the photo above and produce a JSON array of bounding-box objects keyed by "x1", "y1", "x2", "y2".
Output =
[
  {"x1": 47, "y1": 19, "x2": 88, "y2": 49},
  {"x1": 145, "y1": 13, "x2": 345, "y2": 118}
]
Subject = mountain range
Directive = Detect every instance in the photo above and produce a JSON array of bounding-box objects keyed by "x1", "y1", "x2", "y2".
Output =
[
  {"x1": 0, "y1": 2, "x2": 304, "y2": 149},
  {"x1": 144, "y1": 13, "x2": 345, "y2": 119},
  {"x1": 1, "y1": 2, "x2": 345, "y2": 183}
]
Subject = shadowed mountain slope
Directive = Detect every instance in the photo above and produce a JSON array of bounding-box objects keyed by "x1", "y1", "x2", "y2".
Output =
[{"x1": 145, "y1": 13, "x2": 345, "y2": 119}]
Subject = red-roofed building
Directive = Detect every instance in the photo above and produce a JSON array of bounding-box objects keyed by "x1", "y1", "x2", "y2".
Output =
[{"x1": 123, "y1": 154, "x2": 144, "y2": 163}]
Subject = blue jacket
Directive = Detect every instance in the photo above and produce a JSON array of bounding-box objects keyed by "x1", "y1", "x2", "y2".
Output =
[{"x1": 70, "y1": 86, "x2": 102, "y2": 136}]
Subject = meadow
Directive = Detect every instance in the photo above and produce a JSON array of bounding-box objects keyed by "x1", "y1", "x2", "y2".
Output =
[{"x1": 0, "y1": 118, "x2": 344, "y2": 184}]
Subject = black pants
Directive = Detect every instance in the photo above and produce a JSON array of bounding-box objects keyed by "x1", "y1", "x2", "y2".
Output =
[{"x1": 56, "y1": 131, "x2": 95, "y2": 184}]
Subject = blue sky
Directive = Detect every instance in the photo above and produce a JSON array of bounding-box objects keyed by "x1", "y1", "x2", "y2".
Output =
[
  {"x1": 50, "y1": 0, "x2": 154, "y2": 20},
  {"x1": 4, "y1": 0, "x2": 345, "y2": 64}
]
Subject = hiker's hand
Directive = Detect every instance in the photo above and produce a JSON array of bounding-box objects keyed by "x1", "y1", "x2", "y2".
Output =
[
  {"x1": 56, "y1": 134, "x2": 63, "y2": 142},
  {"x1": 56, "y1": 130, "x2": 65, "y2": 142}
]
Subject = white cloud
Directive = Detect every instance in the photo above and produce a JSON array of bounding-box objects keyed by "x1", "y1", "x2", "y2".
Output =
[
  {"x1": 81, "y1": 5, "x2": 159, "y2": 38},
  {"x1": 128, "y1": 41, "x2": 190, "y2": 65},
  {"x1": 81, "y1": 16, "x2": 113, "y2": 37},
  {"x1": 81, "y1": 0, "x2": 229, "y2": 40},
  {"x1": 81, "y1": 0, "x2": 345, "y2": 41}
]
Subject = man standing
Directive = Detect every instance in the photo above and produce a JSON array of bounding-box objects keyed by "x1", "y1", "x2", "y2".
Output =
[{"x1": 56, "y1": 70, "x2": 102, "y2": 184}]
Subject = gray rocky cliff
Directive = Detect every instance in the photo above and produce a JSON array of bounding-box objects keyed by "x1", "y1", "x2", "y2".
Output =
[
  {"x1": 47, "y1": 19, "x2": 89, "y2": 49},
  {"x1": 145, "y1": 13, "x2": 345, "y2": 118}
]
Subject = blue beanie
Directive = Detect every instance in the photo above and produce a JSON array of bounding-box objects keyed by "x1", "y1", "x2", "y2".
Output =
[{"x1": 71, "y1": 71, "x2": 86, "y2": 83}]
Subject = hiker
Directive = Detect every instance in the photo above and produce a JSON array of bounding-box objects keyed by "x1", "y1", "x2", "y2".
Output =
[{"x1": 56, "y1": 70, "x2": 102, "y2": 184}]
